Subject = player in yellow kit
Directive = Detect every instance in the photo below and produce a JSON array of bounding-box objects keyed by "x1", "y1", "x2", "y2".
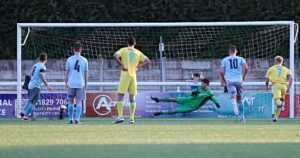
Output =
[
  {"x1": 265, "y1": 56, "x2": 293, "y2": 122},
  {"x1": 113, "y1": 37, "x2": 151, "y2": 124}
]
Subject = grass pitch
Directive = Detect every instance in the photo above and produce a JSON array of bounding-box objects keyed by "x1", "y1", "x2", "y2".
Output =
[{"x1": 0, "y1": 118, "x2": 300, "y2": 158}]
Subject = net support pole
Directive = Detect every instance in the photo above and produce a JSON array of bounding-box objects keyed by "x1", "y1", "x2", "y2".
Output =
[
  {"x1": 16, "y1": 25, "x2": 22, "y2": 118},
  {"x1": 289, "y1": 22, "x2": 295, "y2": 118},
  {"x1": 99, "y1": 57, "x2": 104, "y2": 91},
  {"x1": 271, "y1": 87, "x2": 275, "y2": 117},
  {"x1": 159, "y1": 36, "x2": 166, "y2": 92}
]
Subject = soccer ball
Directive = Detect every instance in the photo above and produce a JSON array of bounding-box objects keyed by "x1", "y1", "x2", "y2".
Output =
[
  {"x1": 60, "y1": 105, "x2": 67, "y2": 110},
  {"x1": 59, "y1": 105, "x2": 67, "y2": 119}
]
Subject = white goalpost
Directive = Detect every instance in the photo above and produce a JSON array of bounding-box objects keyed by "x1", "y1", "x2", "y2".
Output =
[{"x1": 16, "y1": 21, "x2": 298, "y2": 118}]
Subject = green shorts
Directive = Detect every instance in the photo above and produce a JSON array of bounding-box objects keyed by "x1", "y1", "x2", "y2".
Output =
[{"x1": 175, "y1": 97, "x2": 198, "y2": 113}]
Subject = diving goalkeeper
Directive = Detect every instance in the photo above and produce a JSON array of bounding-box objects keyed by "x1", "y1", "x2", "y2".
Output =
[{"x1": 151, "y1": 78, "x2": 220, "y2": 116}]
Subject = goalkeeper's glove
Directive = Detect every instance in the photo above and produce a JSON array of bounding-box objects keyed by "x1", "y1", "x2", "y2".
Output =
[
  {"x1": 224, "y1": 86, "x2": 228, "y2": 93},
  {"x1": 215, "y1": 103, "x2": 220, "y2": 108},
  {"x1": 151, "y1": 96, "x2": 160, "y2": 103},
  {"x1": 22, "y1": 75, "x2": 31, "y2": 90}
]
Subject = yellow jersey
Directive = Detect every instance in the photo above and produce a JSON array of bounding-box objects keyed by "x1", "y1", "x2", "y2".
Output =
[
  {"x1": 115, "y1": 47, "x2": 148, "y2": 77},
  {"x1": 265, "y1": 65, "x2": 291, "y2": 85}
]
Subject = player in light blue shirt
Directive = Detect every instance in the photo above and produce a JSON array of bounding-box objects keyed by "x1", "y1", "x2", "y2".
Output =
[
  {"x1": 65, "y1": 41, "x2": 89, "y2": 124},
  {"x1": 220, "y1": 45, "x2": 248, "y2": 123},
  {"x1": 28, "y1": 63, "x2": 46, "y2": 90},
  {"x1": 21, "y1": 53, "x2": 53, "y2": 120},
  {"x1": 221, "y1": 56, "x2": 246, "y2": 82}
]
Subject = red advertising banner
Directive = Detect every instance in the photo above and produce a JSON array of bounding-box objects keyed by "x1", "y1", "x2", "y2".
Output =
[
  {"x1": 279, "y1": 95, "x2": 290, "y2": 117},
  {"x1": 294, "y1": 94, "x2": 300, "y2": 117},
  {"x1": 279, "y1": 94, "x2": 300, "y2": 118},
  {"x1": 86, "y1": 93, "x2": 118, "y2": 117}
]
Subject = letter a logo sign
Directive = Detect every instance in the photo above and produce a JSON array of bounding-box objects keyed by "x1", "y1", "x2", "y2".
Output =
[{"x1": 93, "y1": 95, "x2": 112, "y2": 116}]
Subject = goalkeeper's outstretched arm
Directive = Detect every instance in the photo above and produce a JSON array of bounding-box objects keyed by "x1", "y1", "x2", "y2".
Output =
[{"x1": 210, "y1": 95, "x2": 220, "y2": 108}]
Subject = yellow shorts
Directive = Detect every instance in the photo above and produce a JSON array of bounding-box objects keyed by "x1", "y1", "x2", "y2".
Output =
[
  {"x1": 117, "y1": 72, "x2": 137, "y2": 95},
  {"x1": 273, "y1": 83, "x2": 287, "y2": 99}
]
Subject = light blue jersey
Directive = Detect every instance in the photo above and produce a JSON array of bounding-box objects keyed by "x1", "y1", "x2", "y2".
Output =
[
  {"x1": 28, "y1": 63, "x2": 46, "y2": 89},
  {"x1": 66, "y1": 55, "x2": 88, "y2": 88},
  {"x1": 190, "y1": 82, "x2": 199, "y2": 92},
  {"x1": 221, "y1": 55, "x2": 246, "y2": 82}
]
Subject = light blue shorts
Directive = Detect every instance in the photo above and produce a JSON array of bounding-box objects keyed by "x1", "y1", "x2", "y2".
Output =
[{"x1": 227, "y1": 81, "x2": 243, "y2": 97}]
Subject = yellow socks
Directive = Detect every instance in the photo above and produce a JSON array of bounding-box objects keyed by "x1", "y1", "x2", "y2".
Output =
[
  {"x1": 274, "y1": 99, "x2": 283, "y2": 119},
  {"x1": 117, "y1": 101, "x2": 124, "y2": 118},
  {"x1": 129, "y1": 102, "x2": 136, "y2": 121},
  {"x1": 117, "y1": 100, "x2": 136, "y2": 121}
]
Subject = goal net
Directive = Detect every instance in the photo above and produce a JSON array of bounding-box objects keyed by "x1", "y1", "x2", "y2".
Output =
[{"x1": 16, "y1": 22, "x2": 298, "y2": 118}]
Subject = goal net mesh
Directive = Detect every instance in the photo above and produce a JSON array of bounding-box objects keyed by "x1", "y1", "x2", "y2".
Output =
[{"x1": 19, "y1": 24, "x2": 295, "y2": 118}]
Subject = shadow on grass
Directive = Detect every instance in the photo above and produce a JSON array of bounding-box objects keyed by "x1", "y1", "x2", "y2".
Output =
[{"x1": 1, "y1": 143, "x2": 300, "y2": 158}]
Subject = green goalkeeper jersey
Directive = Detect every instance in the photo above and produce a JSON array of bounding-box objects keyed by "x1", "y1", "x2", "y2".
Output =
[{"x1": 176, "y1": 86, "x2": 219, "y2": 109}]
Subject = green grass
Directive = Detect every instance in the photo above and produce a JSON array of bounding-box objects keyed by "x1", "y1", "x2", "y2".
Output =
[{"x1": 1, "y1": 118, "x2": 300, "y2": 158}]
